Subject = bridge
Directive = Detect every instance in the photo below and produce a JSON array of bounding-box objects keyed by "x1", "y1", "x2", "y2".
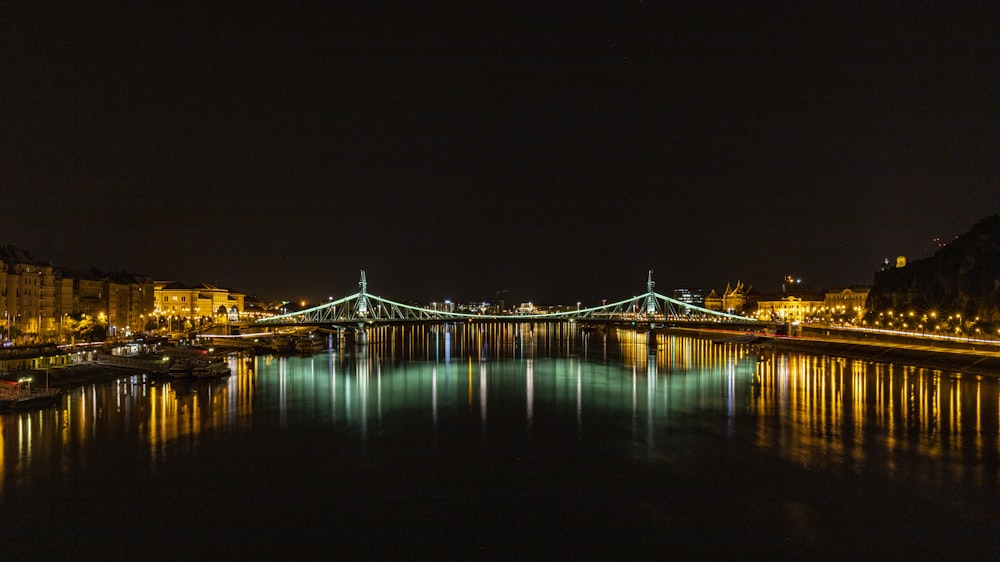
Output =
[{"x1": 254, "y1": 271, "x2": 762, "y2": 333}]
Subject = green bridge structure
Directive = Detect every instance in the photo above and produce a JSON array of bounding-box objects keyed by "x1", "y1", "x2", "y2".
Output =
[{"x1": 254, "y1": 271, "x2": 767, "y2": 332}]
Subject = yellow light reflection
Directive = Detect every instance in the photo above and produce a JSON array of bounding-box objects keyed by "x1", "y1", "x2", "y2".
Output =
[{"x1": 749, "y1": 350, "x2": 993, "y2": 483}]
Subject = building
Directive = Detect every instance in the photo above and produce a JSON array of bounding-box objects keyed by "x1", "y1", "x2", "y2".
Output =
[
  {"x1": 722, "y1": 281, "x2": 749, "y2": 314},
  {"x1": 755, "y1": 296, "x2": 825, "y2": 323},
  {"x1": 704, "y1": 289, "x2": 722, "y2": 312},
  {"x1": 64, "y1": 268, "x2": 155, "y2": 337},
  {"x1": 154, "y1": 281, "x2": 246, "y2": 332},
  {"x1": 1, "y1": 245, "x2": 54, "y2": 343},
  {"x1": 672, "y1": 288, "x2": 705, "y2": 308},
  {"x1": 2, "y1": 245, "x2": 157, "y2": 343},
  {"x1": 823, "y1": 287, "x2": 870, "y2": 321},
  {"x1": 702, "y1": 282, "x2": 751, "y2": 315}
]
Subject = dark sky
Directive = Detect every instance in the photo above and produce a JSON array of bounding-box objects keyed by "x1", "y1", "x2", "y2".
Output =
[{"x1": 3, "y1": 3, "x2": 998, "y2": 305}]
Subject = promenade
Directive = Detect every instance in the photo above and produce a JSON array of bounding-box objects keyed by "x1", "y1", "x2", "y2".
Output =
[{"x1": 676, "y1": 324, "x2": 1000, "y2": 377}]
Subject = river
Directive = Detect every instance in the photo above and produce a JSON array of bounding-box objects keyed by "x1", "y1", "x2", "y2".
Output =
[{"x1": 2, "y1": 323, "x2": 999, "y2": 559}]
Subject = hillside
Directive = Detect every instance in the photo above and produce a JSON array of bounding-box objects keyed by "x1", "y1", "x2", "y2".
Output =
[{"x1": 868, "y1": 215, "x2": 1000, "y2": 324}]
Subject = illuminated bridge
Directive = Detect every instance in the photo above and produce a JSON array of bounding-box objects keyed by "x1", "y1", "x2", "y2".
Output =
[{"x1": 255, "y1": 271, "x2": 761, "y2": 332}]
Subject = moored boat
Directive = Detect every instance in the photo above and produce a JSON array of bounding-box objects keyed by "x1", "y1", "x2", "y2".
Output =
[
  {"x1": 191, "y1": 360, "x2": 231, "y2": 379},
  {"x1": 167, "y1": 358, "x2": 193, "y2": 379},
  {"x1": 270, "y1": 336, "x2": 295, "y2": 354},
  {"x1": 294, "y1": 335, "x2": 325, "y2": 355},
  {"x1": 0, "y1": 391, "x2": 63, "y2": 412},
  {"x1": 0, "y1": 379, "x2": 63, "y2": 412},
  {"x1": 93, "y1": 352, "x2": 171, "y2": 374}
]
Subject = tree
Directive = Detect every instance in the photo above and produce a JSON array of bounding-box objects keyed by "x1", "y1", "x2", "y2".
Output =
[{"x1": 76, "y1": 314, "x2": 108, "y2": 342}]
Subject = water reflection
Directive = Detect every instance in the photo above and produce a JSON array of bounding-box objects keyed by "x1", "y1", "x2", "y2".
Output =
[
  {"x1": 748, "y1": 352, "x2": 1000, "y2": 488},
  {"x1": 2, "y1": 323, "x2": 1000, "y2": 507}
]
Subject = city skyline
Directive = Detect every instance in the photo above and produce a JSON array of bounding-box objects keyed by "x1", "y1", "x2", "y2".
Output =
[{"x1": 3, "y1": 4, "x2": 997, "y2": 304}]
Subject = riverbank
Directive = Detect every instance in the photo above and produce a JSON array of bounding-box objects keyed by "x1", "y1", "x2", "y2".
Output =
[
  {"x1": 763, "y1": 336, "x2": 1000, "y2": 377},
  {"x1": 5, "y1": 329, "x2": 1000, "y2": 394},
  {"x1": 1, "y1": 364, "x2": 135, "y2": 413},
  {"x1": 669, "y1": 327, "x2": 1000, "y2": 377},
  {"x1": 0, "y1": 363, "x2": 124, "y2": 390}
]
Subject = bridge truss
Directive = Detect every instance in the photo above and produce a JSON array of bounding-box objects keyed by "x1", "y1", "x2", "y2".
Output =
[{"x1": 256, "y1": 271, "x2": 755, "y2": 328}]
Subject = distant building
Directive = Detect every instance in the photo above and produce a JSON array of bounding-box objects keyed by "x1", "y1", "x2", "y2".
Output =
[
  {"x1": 704, "y1": 282, "x2": 750, "y2": 314},
  {"x1": 824, "y1": 287, "x2": 870, "y2": 319},
  {"x1": 755, "y1": 296, "x2": 824, "y2": 322},
  {"x1": 704, "y1": 289, "x2": 722, "y2": 312},
  {"x1": 722, "y1": 281, "x2": 749, "y2": 314},
  {"x1": 672, "y1": 288, "x2": 705, "y2": 307},
  {"x1": 516, "y1": 302, "x2": 536, "y2": 315},
  {"x1": 428, "y1": 301, "x2": 455, "y2": 313}
]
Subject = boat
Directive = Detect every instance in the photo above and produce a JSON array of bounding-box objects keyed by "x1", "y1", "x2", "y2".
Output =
[
  {"x1": 0, "y1": 391, "x2": 63, "y2": 412},
  {"x1": 191, "y1": 360, "x2": 231, "y2": 379},
  {"x1": 93, "y1": 352, "x2": 171, "y2": 374},
  {"x1": 167, "y1": 358, "x2": 193, "y2": 379},
  {"x1": 269, "y1": 336, "x2": 296, "y2": 354},
  {"x1": 0, "y1": 379, "x2": 63, "y2": 412},
  {"x1": 294, "y1": 335, "x2": 325, "y2": 355}
]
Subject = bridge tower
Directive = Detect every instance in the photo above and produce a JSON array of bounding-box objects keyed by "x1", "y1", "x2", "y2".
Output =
[
  {"x1": 643, "y1": 270, "x2": 660, "y2": 349},
  {"x1": 354, "y1": 270, "x2": 371, "y2": 344},
  {"x1": 644, "y1": 270, "x2": 660, "y2": 317}
]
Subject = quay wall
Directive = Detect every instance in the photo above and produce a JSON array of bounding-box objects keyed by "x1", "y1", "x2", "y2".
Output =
[{"x1": 665, "y1": 326, "x2": 1000, "y2": 378}]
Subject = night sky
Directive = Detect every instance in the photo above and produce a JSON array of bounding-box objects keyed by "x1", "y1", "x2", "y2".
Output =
[{"x1": 3, "y1": 3, "x2": 998, "y2": 305}]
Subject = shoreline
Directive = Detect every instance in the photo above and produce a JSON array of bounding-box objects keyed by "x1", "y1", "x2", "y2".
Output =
[
  {"x1": 4, "y1": 329, "x2": 1000, "y2": 397},
  {"x1": 1, "y1": 363, "x2": 132, "y2": 391},
  {"x1": 669, "y1": 327, "x2": 1000, "y2": 377},
  {"x1": 761, "y1": 336, "x2": 1000, "y2": 377}
]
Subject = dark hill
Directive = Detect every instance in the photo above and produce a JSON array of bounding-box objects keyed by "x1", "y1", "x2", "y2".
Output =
[{"x1": 868, "y1": 215, "x2": 1000, "y2": 323}]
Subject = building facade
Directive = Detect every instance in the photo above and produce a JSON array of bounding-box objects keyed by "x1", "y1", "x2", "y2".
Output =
[
  {"x1": 672, "y1": 288, "x2": 705, "y2": 308},
  {"x1": 1, "y1": 246, "x2": 54, "y2": 342},
  {"x1": 2, "y1": 245, "x2": 156, "y2": 343},
  {"x1": 755, "y1": 296, "x2": 825, "y2": 322},
  {"x1": 154, "y1": 282, "x2": 245, "y2": 332},
  {"x1": 823, "y1": 287, "x2": 870, "y2": 320},
  {"x1": 722, "y1": 281, "x2": 749, "y2": 314}
]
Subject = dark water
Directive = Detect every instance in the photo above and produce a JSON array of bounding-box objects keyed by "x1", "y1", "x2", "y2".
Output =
[{"x1": 3, "y1": 324, "x2": 1000, "y2": 559}]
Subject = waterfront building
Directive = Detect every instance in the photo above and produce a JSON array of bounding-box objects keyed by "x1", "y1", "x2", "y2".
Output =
[
  {"x1": 1, "y1": 245, "x2": 53, "y2": 342},
  {"x1": 2, "y1": 245, "x2": 156, "y2": 343},
  {"x1": 62, "y1": 268, "x2": 155, "y2": 337},
  {"x1": 755, "y1": 295, "x2": 824, "y2": 322},
  {"x1": 824, "y1": 286, "x2": 870, "y2": 320},
  {"x1": 154, "y1": 281, "x2": 245, "y2": 331}
]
